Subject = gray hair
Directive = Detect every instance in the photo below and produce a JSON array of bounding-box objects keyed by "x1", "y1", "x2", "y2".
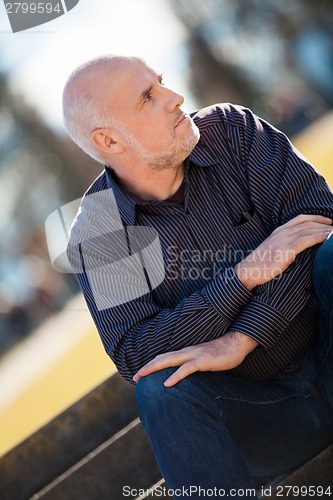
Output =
[{"x1": 62, "y1": 56, "x2": 121, "y2": 164}]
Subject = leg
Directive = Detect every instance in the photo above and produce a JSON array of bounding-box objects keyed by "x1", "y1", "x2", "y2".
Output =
[
  {"x1": 212, "y1": 372, "x2": 333, "y2": 477},
  {"x1": 136, "y1": 366, "x2": 333, "y2": 498},
  {"x1": 136, "y1": 368, "x2": 257, "y2": 499},
  {"x1": 312, "y1": 234, "x2": 333, "y2": 409}
]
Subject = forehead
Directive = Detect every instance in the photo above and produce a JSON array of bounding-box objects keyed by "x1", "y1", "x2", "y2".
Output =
[{"x1": 104, "y1": 59, "x2": 159, "y2": 109}]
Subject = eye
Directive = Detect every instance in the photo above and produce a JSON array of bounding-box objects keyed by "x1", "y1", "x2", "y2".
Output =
[
  {"x1": 143, "y1": 75, "x2": 164, "y2": 104},
  {"x1": 144, "y1": 91, "x2": 152, "y2": 103}
]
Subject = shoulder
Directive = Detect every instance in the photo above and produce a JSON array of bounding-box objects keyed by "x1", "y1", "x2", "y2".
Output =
[
  {"x1": 191, "y1": 103, "x2": 252, "y2": 131},
  {"x1": 190, "y1": 104, "x2": 257, "y2": 163},
  {"x1": 85, "y1": 169, "x2": 108, "y2": 196},
  {"x1": 67, "y1": 170, "x2": 112, "y2": 246}
]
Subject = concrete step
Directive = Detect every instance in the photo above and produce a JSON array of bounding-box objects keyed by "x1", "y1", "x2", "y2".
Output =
[
  {"x1": 261, "y1": 443, "x2": 333, "y2": 499},
  {"x1": 0, "y1": 373, "x2": 138, "y2": 500},
  {"x1": 134, "y1": 447, "x2": 333, "y2": 500},
  {"x1": 31, "y1": 440, "x2": 333, "y2": 500},
  {"x1": 30, "y1": 418, "x2": 162, "y2": 500}
]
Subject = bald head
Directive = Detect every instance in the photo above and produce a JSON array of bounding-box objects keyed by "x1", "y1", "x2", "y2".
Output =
[{"x1": 62, "y1": 55, "x2": 143, "y2": 163}]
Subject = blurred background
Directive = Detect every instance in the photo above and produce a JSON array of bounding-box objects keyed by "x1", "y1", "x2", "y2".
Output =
[{"x1": 0, "y1": 0, "x2": 333, "y2": 457}]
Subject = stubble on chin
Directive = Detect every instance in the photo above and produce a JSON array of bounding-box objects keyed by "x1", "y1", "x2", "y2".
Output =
[
  {"x1": 122, "y1": 119, "x2": 200, "y2": 171},
  {"x1": 147, "y1": 123, "x2": 200, "y2": 171}
]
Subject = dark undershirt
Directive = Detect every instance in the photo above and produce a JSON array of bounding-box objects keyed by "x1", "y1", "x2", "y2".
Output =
[{"x1": 165, "y1": 178, "x2": 185, "y2": 204}]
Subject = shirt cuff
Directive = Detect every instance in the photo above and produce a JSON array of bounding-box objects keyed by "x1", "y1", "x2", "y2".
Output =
[
  {"x1": 230, "y1": 299, "x2": 290, "y2": 348},
  {"x1": 203, "y1": 267, "x2": 252, "y2": 323}
]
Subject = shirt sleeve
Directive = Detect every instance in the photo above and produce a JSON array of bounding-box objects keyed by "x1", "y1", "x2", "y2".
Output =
[
  {"x1": 69, "y1": 242, "x2": 252, "y2": 383},
  {"x1": 225, "y1": 106, "x2": 333, "y2": 348}
]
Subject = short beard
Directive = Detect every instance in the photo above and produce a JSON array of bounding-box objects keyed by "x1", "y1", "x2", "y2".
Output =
[{"x1": 118, "y1": 120, "x2": 200, "y2": 171}]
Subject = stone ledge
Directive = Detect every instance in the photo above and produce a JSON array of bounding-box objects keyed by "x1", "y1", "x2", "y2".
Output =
[
  {"x1": 0, "y1": 372, "x2": 136, "y2": 500},
  {"x1": 31, "y1": 419, "x2": 161, "y2": 500},
  {"x1": 262, "y1": 443, "x2": 333, "y2": 498}
]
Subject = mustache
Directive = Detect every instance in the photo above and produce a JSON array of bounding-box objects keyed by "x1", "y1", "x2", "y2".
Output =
[{"x1": 175, "y1": 110, "x2": 186, "y2": 127}]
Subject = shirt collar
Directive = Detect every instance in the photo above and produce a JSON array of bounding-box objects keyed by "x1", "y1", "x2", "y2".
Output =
[
  {"x1": 104, "y1": 137, "x2": 217, "y2": 226},
  {"x1": 105, "y1": 166, "x2": 136, "y2": 226},
  {"x1": 189, "y1": 136, "x2": 218, "y2": 167}
]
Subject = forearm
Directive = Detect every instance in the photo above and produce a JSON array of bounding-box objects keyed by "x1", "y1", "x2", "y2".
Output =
[
  {"x1": 231, "y1": 214, "x2": 332, "y2": 348},
  {"x1": 77, "y1": 266, "x2": 253, "y2": 382},
  {"x1": 232, "y1": 245, "x2": 321, "y2": 348},
  {"x1": 234, "y1": 214, "x2": 332, "y2": 292}
]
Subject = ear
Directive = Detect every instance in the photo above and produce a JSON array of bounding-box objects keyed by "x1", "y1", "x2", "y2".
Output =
[{"x1": 92, "y1": 128, "x2": 125, "y2": 156}]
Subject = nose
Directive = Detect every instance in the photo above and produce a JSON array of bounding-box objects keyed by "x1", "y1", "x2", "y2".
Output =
[{"x1": 164, "y1": 87, "x2": 184, "y2": 112}]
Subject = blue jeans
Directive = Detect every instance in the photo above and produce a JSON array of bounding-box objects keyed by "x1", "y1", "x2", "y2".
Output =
[{"x1": 136, "y1": 237, "x2": 333, "y2": 499}]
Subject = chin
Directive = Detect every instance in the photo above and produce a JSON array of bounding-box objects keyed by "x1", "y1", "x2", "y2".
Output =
[{"x1": 182, "y1": 126, "x2": 200, "y2": 153}]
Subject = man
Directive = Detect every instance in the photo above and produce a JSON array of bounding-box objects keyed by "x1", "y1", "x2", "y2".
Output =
[{"x1": 63, "y1": 55, "x2": 333, "y2": 498}]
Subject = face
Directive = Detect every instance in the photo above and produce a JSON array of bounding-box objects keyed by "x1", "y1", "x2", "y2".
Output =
[{"x1": 103, "y1": 59, "x2": 200, "y2": 169}]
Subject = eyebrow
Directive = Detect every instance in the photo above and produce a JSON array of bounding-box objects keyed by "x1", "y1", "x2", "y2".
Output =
[
  {"x1": 140, "y1": 84, "x2": 153, "y2": 102},
  {"x1": 138, "y1": 73, "x2": 163, "y2": 104}
]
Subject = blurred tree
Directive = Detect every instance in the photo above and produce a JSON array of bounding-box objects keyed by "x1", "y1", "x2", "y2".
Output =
[
  {"x1": 172, "y1": 0, "x2": 333, "y2": 135},
  {"x1": 0, "y1": 71, "x2": 101, "y2": 354}
]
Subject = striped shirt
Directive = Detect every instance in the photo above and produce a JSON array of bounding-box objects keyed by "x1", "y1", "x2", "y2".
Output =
[{"x1": 68, "y1": 104, "x2": 333, "y2": 383}]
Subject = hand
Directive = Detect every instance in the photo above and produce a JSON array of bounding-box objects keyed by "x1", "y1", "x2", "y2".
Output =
[
  {"x1": 235, "y1": 214, "x2": 332, "y2": 290},
  {"x1": 133, "y1": 331, "x2": 258, "y2": 387}
]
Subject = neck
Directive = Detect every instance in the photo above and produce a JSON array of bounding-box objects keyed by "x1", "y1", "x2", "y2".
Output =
[{"x1": 111, "y1": 161, "x2": 185, "y2": 201}]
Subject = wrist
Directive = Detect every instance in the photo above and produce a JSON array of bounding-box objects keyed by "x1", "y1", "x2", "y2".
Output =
[
  {"x1": 234, "y1": 262, "x2": 256, "y2": 291},
  {"x1": 227, "y1": 330, "x2": 258, "y2": 355}
]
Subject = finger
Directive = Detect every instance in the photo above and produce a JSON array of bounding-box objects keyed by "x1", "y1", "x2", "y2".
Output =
[
  {"x1": 133, "y1": 351, "x2": 193, "y2": 382},
  {"x1": 287, "y1": 214, "x2": 332, "y2": 226},
  {"x1": 293, "y1": 226, "x2": 332, "y2": 239},
  {"x1": 284, "y1": 227, "x2": 332, "y2": 243},
  {"x1": 292, "y1": 230, "x2": 332, "y2": 254},
  {"x1": 163, "y1": 360, "x2": 199, "y2": 387},
  {"x1": 275, "y1": 217, "x2": 332, "y2": 236},
  {"x1": 276, "y1": 221, "x2": 333, "y2": 238}
]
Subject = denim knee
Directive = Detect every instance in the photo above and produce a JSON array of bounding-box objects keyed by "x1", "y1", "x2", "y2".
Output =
[{"x1": 135, "y1": 368, "x2": 179, "y2": 418}]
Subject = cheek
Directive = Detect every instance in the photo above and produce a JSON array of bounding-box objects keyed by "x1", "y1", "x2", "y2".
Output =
[
  {"x1": 130, "y1": 118, "x2": 176, "y2": 151},
  {"x1": 145, "y1": 125, "x2": 172, "y2": 147}
]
